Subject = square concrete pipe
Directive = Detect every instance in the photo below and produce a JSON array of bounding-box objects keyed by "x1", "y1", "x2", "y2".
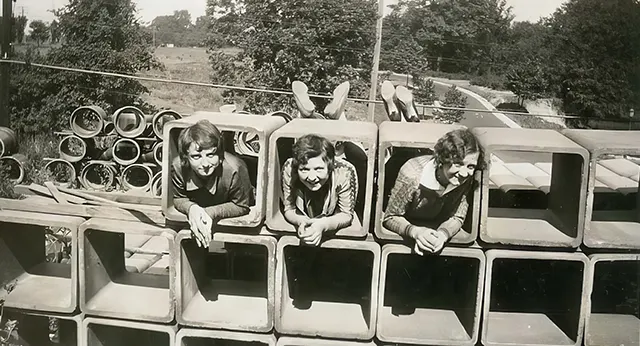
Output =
[
  {"x1": 276, "y1": 336, "x2": 377, "y2": 345},
  {"x1": 0, "y1": 210, "x2": 84, "y2": 313},
  {"x1": 375, "y1": 121, "x2": 480, "y2": 244},
  {"x1": 79, "y1": 218, "x2": 175, "y2": 323},
  {"x1": 482, "y1": 249, "x2": 590, "y2": 346},
  {"x1": 376, "y1": 244, "x2": 486, "y2": 346},
  {"x1": 562, "y1": 130, "x2": 640, "y2": 249},
  {"x1": 472, "y1": 127, "x2": 589, "y2": 248},
  {"x1": 83, "y1": 317, "x2": 177, "y2": 346},
  {"x1": 0, "y1": 309, "x2": 83, "y2": 346},
  {"x1": 175, "y1": 230, "x2": 276, "y2": 332},
  {"x1": 584, "y1": 254, "x2": 640, "y2": 346},
  {"x1": 265, "y1": 119, "x2": 378, "y2": 238},
  {"x1": 162, "y1": 112, "x2": 286, "y2": 227},
  {"x1": 176, "y1": 329, "x2": 277, "y2": 346},
  {"x1": 275, "y1": 236, "x2": 380, "y2": 340}
]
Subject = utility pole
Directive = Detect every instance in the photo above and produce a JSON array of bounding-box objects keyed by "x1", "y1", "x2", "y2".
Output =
[
  {"x1": 367, "y1": 0, "x2": 384, "y2": 122},
  {"x1": 152, "y1": 25, "x2": 156, "y2": 47},
  {"x1": 1, "y1": 0, "x2": 13, "y2": 127}
]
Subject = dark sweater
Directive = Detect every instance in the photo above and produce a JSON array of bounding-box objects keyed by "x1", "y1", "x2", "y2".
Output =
[
  {"x1": 171, "y1": 152, "x2": 253, "y2": 221},
  {"x1": 383, "y1": 155, "x2": 471, "y2": 239}
]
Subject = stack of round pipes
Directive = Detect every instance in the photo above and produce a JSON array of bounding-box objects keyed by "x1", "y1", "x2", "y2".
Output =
[
  {"x1": 54, "y1": 105, "x2": 181, "y2": 196},
  {"x1": 0, "y1": 127, "x2": 28, "y2": 184}
]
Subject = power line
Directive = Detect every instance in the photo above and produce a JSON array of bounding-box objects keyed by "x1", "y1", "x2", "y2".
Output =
[{"x1": 0, "y1": 58, "x2": 584, "y2": 120}]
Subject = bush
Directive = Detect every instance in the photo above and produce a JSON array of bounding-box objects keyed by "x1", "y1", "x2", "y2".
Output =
[{"x1": 438, "y1": 85, "x2": 468, "y2": 124}]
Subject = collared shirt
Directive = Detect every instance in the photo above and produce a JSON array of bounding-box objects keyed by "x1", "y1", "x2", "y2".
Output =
[
  {"x1": 171, "y1": 152, "x2": 254, "y2": 217},
  {"x1": 281, "y1": 157, "x2": 358, "y2": 219},
  {"x1": 383, "y1": 155, "x2": 471, "y2": 239}
]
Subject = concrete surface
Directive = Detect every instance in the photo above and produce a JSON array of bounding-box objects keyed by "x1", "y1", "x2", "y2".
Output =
[
  {"x1": 275, "y1": 236, "x2": 380, "y2": 340},
  {"x1": 162, "y1": 112, "x2": 286, "y2": 227},
  {"x1": 83, "y1": 317, "x2": 177, "y2": 346},
  {"x1": 175, "y1": 230, "x2": 276, "y2": 333},
  {"x1": 562, "y1": 130, "x2": 640, "y2": 249},
  {"x1": 277, "y1": 337, "x2": 377, "y2": 345},
  {"x1": 482, "y1": 250, "x2": 590, "y2": 346},
  {"x1": 473, "y1": 128, "x2": 589, "y2": 248},
  {"x1": 79, "y1": 218, "x2": 175, "y2": 323},
  {"x1": 176, "y1": 329, "x2": 277, "y2": 345},
  {"x1": 266, "y1": 119, "x2": 378, "y2": 238},
  {"x1": 584, "y1": 254, "x2": 640, "y2": 346},
  {"x1": 0, "y1": 210, "x2": 84, "y2": 313},
  {"x1": 376, "y1": 244, "x2": 485, "y2": 346}
]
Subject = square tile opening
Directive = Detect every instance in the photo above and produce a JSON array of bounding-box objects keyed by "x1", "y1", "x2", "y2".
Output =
[
  {"x1": 86, "y1": 322, "x2": 170, "y2": 346},
  {"x1": 1, "y1": 310, "x2": 78, "y2": 346}
]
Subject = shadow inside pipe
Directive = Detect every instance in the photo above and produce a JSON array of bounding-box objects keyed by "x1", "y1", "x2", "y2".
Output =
[
  {"x1": 183, "y1": 337, "x2": 268, "y2": 346},
  {"x1": 591, "y1": 260, "x2": 640, "y2": 317},
  {"x1": 3, "y1": 310, "x2": 78, "y2": 346},
  {"x1": 87, "y1": 322, "x2": 169, "y2": 346}
]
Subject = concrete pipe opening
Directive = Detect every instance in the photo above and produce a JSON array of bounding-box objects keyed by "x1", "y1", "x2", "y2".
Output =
[
  {"x1": 112, "y1": 138, "x2": 141, "y2": 166},
  {"x1": 80, "y1": 162, "x2": 117, "y2": 191},
  {"x1": 113, "y1": 106, "x2": 149, "y2": 138},
  {"x1": 70, "y1": 106, "x2": 108, "y2": 139},
  {"x1": 59, "y1": 135, "x2": 87, "y2": 163},
  {"x1": 103, "y1": 121, "x2": 116, "y2": 135},
  {"x1": 153, "y1": 142, "x2": 163, "y2": 166},
  {"x1": 43, "y1": 159, "x2": 77, "y2": 188},
  {"x1": 0, "y1": 154, "x2": 28, "y2": 184},
  {"x1": 121, "y1": 164, "x2": 153, "y2": 192},
  {"x1": 0, "y1": 127, "x2": 18, "y2": 157},
  {"x1": 151, "y1": 172, "x2": 162, "y2": 197},
  {"x1": 152, "y1": 110, "x2": 182, "y2": 139}
]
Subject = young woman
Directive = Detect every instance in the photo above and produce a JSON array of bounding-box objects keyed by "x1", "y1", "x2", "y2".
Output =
[
  {"x1": 383, "y1": 128, "x2": 484, "y2": 254},
  {"x1": 281, "y1": 134, "x2": 358, "y2": 246},
  {"x1": 171, "y1": 120, "x2": 253, "y2": 247}
]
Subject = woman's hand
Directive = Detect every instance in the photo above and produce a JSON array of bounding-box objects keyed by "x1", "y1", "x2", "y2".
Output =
[
  {"x1": 299, "y1": 218, "x2": 326, "y2": 246},
  {"x1": 188, "y1": 205, "x2": 213, "y2": 247},
  {"x1": 410, "y1": 227, "x2": 447, "y2": 255}
]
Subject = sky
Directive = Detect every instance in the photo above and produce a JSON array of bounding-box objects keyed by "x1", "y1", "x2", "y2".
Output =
[{"x1": 5, "y1": 0, "x2": 567, "y2": 26}]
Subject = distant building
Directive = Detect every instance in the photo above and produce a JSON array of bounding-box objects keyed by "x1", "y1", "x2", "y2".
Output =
[{"x1": 166, "y1": 43, "x2": 175, "y2": 48}]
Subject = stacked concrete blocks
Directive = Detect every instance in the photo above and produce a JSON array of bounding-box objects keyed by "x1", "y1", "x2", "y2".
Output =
[
  {"x1": 275, "y1": 236, "x2": 380, "y2": 340},
  {"x1": 162, "y1": 112, "x2": 286, "y2": 227},
  {"x1": 584, "y1": 254, "x2": 640, "y2": 346},
  {"x1": 375, "y1": 121, "x2": 480, "y2": 243},
  {"x1": 266, "y1": 119, "x2": 378, "y2": 237},
  {"x1": 562, "y1": 130, "x2": 640, "y2": 249},
  {"x1": 175, "y1": 230, "x2": 276, "y2": 332},
  {"x1": 176, "y1": 329, "x2": 277, "y2": 346},
  {"x1": 277, "y1": 336, "x2": 377, "y2": 345},
  {"x1": 83, "y1": 317, "x2": 177, "y2": 346},
  {"x1": 472, "y1": 127, "x2": 589, "y2": 247},
  {"x1": 482, "y1": 250, "x2": 590, "y2": 346},
  {"x1": 79, "y1": 218, "x2": 175, "y2": 323},
  {"x1": 376, "y1": 244, "x2": 485, "y2": 346},
  {"x1": 1, "y1": 309, "x2": 83, "y2": 345},
  {"x1": 0, "y1": 210, "x2": 84, "y2": 313}
]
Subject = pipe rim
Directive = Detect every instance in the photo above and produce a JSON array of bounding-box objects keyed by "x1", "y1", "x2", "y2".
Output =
[
  {"x1": 43, "y1": 159, "x2": 77, "y2": 188},
  {"x1": 0, "y1": 140, "x2": 4, "y2": 157},
  {"x1": 112, "y1": 138, "x2": 141, "y2": 166},
  {"x1": 113, "y1": 106, "x2": 147, "y2": 138},
  {"x1": 151, "y1": 172, "x2": 162, "y2": 197},
  {"x1": 121, "y1": 164, "x2": 153, "y2": 191},
  {"x1": 58, "y1": 135, "x2": 87, "y2": 163},
  {"x1": 153, "y1": 142, "x2": 163, "y2": 166},
  {"x1": 80, "y1": 162, "x2": 116, "y2": 190},
  {"x1": 103, "y1": 121, "x2": 116, "y2": 135},
  {"x1": 70, "y1": 106, "x2": 106, "y2": 139},
  {"x1": 0, "y1": 156, "x2": 25, "y2": 184},
  {"x1": 152, "y1": 110, "x2": 181, "y2": 139}
]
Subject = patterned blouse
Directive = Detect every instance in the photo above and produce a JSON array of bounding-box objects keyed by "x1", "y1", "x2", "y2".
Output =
[{"x1": 281, "y1": 157, "x2": 358, "y2": 227}]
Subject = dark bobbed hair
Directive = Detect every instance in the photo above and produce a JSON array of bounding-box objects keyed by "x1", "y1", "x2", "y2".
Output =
[
  {"x1": 177, "y1": 120, "x2": 224, "y2": 167},
  {"x1": 291, "y1": 134, "x2": 336, "y2": 173},
  {"x1": 433, "y1": 128, "x2": 485, "y2": 170}
]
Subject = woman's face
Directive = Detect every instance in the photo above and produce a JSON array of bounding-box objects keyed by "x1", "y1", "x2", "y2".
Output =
[
  {"x1": 297, "y1": 155, "x2": 330, "y2": 192},
  {"x1": 440, "y1": 152, "x2": 479, "y2": 186},
  {"x1": 187, "y1": 143, "x2": 221, "y2": 178}
]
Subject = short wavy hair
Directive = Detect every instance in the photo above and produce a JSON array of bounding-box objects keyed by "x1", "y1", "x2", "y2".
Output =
[
  {"x1": 177, "y1": 120, "x2": 224, "y2": 167},
  {"x1": 433, "y1": 128, "x2": 485, "y2": 170},
  {"x1": 291, "y1": 134, "x2": 336, "y2": 173}
]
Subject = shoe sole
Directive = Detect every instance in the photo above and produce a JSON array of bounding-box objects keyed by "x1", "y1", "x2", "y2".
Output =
[
  {"x1": 292, "y1": 81, "x2": 315, "y2": 117},
  {"x1": 324, "y1": 81, "x2": 350, "y2": 120},
  {"x1": 395, "y1": 86, "x2": 420, "y2": 122},
  {"x1": 381, "y1": 81, "x2": 400, "y2": 121}
]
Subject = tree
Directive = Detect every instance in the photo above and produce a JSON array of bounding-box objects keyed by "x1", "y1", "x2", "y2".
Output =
[
  {"x1": 29, "y1": 20, "x2": 50, "y2": 46},
  {"x1": 150, "y1": 10, "x2": 194, "y2": 47},
  {"x1": 438, "y1": 85, "x2": 467, "y2": 123},
  {"x1": 50, "y1": 20, "x2": 61, "y2": 44},
  {"x1": 506, "y1": 57, "x2": 548, "y2": 106},
  {"x1": 207, "y1": 0, "x2": 378, "y2": 114},
  {"x1": 9, "y1": 0, "x2": 159, "y2": 134},
  {"x1": 0, "y1": 15, "x2": 27, "y2": 43}
]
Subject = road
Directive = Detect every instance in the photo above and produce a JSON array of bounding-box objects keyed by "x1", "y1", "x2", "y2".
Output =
[{"x1": 388, "y1": 73, "x2": 552, "y2": 164}]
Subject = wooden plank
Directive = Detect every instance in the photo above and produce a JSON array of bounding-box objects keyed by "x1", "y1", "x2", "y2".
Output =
[
  {"x1": 71, "y1": 189, "x2": 162, "y2": 206},
  {"x1": 44, "y1": 182, "x2": 69, "y2": 205},
  {"x1": 16, "y1": 184, "x2": 87, "y2": 205}
]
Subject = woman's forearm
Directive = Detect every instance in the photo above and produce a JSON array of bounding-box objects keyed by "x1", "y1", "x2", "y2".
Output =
[
  {"x1": 283, "y1": 209, "x2": 309, "y2": 227},
  {"x1": 318, "y1": 212, "x2": 353, "y2": 233}
]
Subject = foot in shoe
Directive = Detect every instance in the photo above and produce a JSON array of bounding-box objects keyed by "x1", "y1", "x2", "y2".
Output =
[
  {"x1": 395, "y1": 85, "x2": 420, "y2": 122},
  {"x1": 381, "y1": 81, "x2": 401, "y2": 121},
  {"x1": 292, "y1": 81, "x2": 316, "y2": 118},
  {"x1": 324, "y1": 81, "x2": 350, "y2": 120}
]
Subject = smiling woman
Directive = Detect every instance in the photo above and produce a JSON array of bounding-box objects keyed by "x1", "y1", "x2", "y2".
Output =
[{"x1": 383, "y1": 128, "x2": 485, "y2": 254}]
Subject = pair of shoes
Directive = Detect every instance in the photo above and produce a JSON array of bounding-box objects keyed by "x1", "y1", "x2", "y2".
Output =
[
  {"x1": 380, "y1": 81, "x2": 421, "y2": 122},
  {"x1": 291, "y1": 81, "x2": 350, "y2": 120}
]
